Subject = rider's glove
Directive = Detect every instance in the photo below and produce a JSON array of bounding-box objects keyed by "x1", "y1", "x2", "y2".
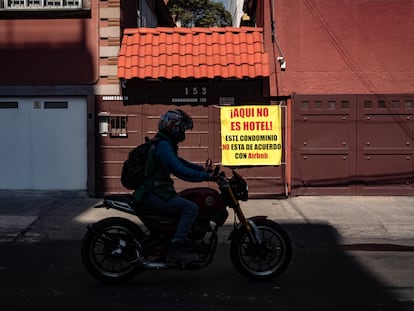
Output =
[
  {"x1": 204, "y1": 159, "x2": 213, "y2": 173},
  {"x1": 208, "y1": 172, "x2": 218, "y2": 181}
]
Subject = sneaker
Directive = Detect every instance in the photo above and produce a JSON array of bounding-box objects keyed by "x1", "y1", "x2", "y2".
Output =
[{"x1": 167, "y1": 240, "x2": 200, "y2": 264}]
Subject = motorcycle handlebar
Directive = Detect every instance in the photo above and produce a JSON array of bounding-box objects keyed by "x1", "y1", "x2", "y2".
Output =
[{"x1": 210, "y1": 165, "x2": 228, "y2": 187}]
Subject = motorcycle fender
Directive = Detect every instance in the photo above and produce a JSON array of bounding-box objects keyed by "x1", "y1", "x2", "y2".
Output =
[{"x1": 227, "y1": 216, "x2": 268, "y2": 241}]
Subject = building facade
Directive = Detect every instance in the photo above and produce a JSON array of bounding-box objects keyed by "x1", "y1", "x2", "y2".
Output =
[
  {"x1": 253, "y1": 0, "x2": 414, "y2": 195},
  {"x1": 0, "y1": 0, "x2": 98, "y2": 192},
  {"x1": 0, "y1": 0, "x2": 173, "y2": 195},
  {"x1": 1, "y1": 0, "x2": 413, "y2": 197},
  {"x1": 103, "y1": 26, "x2": 286, "y2": 198}
]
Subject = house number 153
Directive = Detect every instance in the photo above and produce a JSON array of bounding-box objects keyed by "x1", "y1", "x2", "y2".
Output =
[{"x1": 184, "y1": 87, "x2": 207, "y2": 96}]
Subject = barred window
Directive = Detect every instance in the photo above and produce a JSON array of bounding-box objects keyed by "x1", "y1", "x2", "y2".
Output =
[{"x1": 110, "y1": 116, "x2": 128, "y2": 138}]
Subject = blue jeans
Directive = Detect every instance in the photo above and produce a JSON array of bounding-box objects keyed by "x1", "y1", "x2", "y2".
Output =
[{"x1": 140, "y1": 192, "x2": 199, "y2": 241}]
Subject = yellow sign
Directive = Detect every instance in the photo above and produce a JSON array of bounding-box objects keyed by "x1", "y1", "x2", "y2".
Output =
[{"x1": 220, "y1": 105, "x2": 282, "y2": 166}]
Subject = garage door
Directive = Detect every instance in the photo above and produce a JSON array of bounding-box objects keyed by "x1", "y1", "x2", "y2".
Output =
[
  {"x1": 0, "y1": 97, "x2": 87, "y2": 190},
  {"x1": 292, "y1": 94, "x2": 414, "y2": 195}
]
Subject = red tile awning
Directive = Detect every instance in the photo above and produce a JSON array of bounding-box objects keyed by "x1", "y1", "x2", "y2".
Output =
[{"x1": 118, "y1": 27, "x2": 270, "y2": 80}]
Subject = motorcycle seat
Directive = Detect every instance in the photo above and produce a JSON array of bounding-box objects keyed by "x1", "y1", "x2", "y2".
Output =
[
  {"x1": 103, "y1": 194, "x2": 137, "y2": 208},
  {"x1": 103, "y1": 194, "x2": 178, "y2": 225}
]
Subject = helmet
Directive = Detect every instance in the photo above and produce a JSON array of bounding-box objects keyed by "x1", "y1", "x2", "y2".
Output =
[{"x1": 158, "y1": 109, "x2": 193, "y2": 142}]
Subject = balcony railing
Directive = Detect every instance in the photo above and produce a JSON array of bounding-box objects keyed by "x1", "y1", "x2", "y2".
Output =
[{"x1": 1, "y1": 0, "x2": 82, "y2": 9}]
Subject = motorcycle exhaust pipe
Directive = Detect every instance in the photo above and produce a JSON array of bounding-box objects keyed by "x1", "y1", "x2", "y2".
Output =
[{"x1": 132, "y1": 258, "x2": 168, "y2": 270}]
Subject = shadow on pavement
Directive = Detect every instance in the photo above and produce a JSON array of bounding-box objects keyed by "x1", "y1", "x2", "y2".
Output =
[{"x1": 0, "y1": 222, "x2": 410, "y2": 311}]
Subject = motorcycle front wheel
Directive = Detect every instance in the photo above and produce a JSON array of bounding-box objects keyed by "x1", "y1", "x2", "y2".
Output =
[
  {"x1": 230, "y1": 219, "x2": 292, "y2": 280},
  {"x1": 81, "y1": 217, "x2": 146, "y2": 283}
]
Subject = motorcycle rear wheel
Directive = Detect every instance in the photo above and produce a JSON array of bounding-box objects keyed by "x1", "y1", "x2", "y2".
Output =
[
  {"x1": 81, "y1": 217, "x2": 146, "y2": 283},
  {"x1": 230, "y1": 219, "x2": 292, "y2": 280}
]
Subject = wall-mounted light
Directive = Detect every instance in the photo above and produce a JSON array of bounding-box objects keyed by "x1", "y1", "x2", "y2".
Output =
[
  {"x1": 277, "y1": 56, "x2": 286, "y2": 71},
  {"x1": 98, "y1": 112, "x2": 110, "y2": 136}
]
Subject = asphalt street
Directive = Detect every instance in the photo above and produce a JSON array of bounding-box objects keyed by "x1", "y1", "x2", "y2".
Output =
[
  {"x1": 0, "y1": 192, "x2": 413, "y2": 310},
  {"x1": 1, "y1": 237, "x2": 413, "y2": 310}
]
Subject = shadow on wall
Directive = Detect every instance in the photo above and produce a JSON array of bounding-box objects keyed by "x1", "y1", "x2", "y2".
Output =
[{"x1": 0, "y1": 19, "x2": 97, "y2": 85}]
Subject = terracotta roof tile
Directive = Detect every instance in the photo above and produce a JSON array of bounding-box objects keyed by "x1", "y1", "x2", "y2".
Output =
[{"x1": 118, "y1": 27, "x2": 270, "y2": 80}]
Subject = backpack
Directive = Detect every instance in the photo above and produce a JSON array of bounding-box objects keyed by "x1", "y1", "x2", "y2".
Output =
[{"x1": 120, "y1": 137, "x2": 161, "y2": 190}]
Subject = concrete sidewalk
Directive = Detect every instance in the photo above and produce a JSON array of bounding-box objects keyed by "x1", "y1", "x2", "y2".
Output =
[{"x1": 0, "y1": 191, "x2": 413, "y2": 245}]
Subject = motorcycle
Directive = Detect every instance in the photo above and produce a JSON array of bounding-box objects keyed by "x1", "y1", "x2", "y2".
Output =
[{"x1": 81, "y1": 164, "x2": 292, "y2": 282}]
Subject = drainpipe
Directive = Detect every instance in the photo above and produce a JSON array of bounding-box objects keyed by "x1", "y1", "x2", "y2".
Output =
[{"x1": 268, "y1": 0, "x2": 290, "y2": 196}]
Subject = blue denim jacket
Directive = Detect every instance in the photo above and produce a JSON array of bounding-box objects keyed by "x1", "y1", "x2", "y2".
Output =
[{"x1": 134, "y1": 132, "x2": 210, "y2": 202}]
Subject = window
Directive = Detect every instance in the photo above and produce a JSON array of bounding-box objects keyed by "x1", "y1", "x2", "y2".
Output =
[
  {"x1": 301, "y1": 101, "x2": 309, "y2": 110},
  {"x1": 364, "y1": 100, "x2": 373, "y2": 109},
  {"x1": 0, "y1": 101, "x2": 18, "y2": 108},
  {"x1": 2, "y1": 0, "x2": 82, "y2": 9},
  {"x1": 378, "y1": 100, "x2": 386, "y2": 109},
  {"x1": 110, "y1": 116, "x2": 128, "y2": 137},
  {"x1": 341, "y1": 100, "x2": 350, "y2": 109},
  {"x1": 391, "y1": 100, "x2": 400, "y2": 109},
  {"x1": 314, "y1": 101, "x2": 323, "y2": 109},
  {"x1": 44, "y1": 101, "x2": 68, "y2": 109}
]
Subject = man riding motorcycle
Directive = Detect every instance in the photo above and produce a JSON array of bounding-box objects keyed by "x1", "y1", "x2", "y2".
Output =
[
  {"x1": 133, "y1": 109, "x2": 214, "y2": 264},
  {"x1": 81, "y1": 109, "x2": 292, "y2": 281}
]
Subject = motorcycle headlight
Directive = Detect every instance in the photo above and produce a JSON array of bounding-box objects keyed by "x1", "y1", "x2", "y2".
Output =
[{"x1": 230, "y1": 175, "x2": 248, "y2": 201}]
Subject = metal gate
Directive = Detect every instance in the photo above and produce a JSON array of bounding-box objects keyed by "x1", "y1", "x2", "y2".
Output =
[
  {"x1": 292, "y1": 94, "x2": 414, "y2": 195},
  {"x1": 96, "y1": 103, "x2": 286, "y2": 197}
]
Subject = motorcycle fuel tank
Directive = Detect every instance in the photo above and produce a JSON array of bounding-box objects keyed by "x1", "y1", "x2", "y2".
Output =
[{"x1": 179, "y1": 187, "x2": 225, "y2": 216}]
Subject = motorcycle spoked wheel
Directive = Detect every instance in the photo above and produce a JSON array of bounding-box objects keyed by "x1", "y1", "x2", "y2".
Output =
[
  {"x1": 81, "y1": 217, "x2": 146, "y2": 283},
  {"x1": 230, "y1": 219, "x2": 292, "y2": 281}
]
